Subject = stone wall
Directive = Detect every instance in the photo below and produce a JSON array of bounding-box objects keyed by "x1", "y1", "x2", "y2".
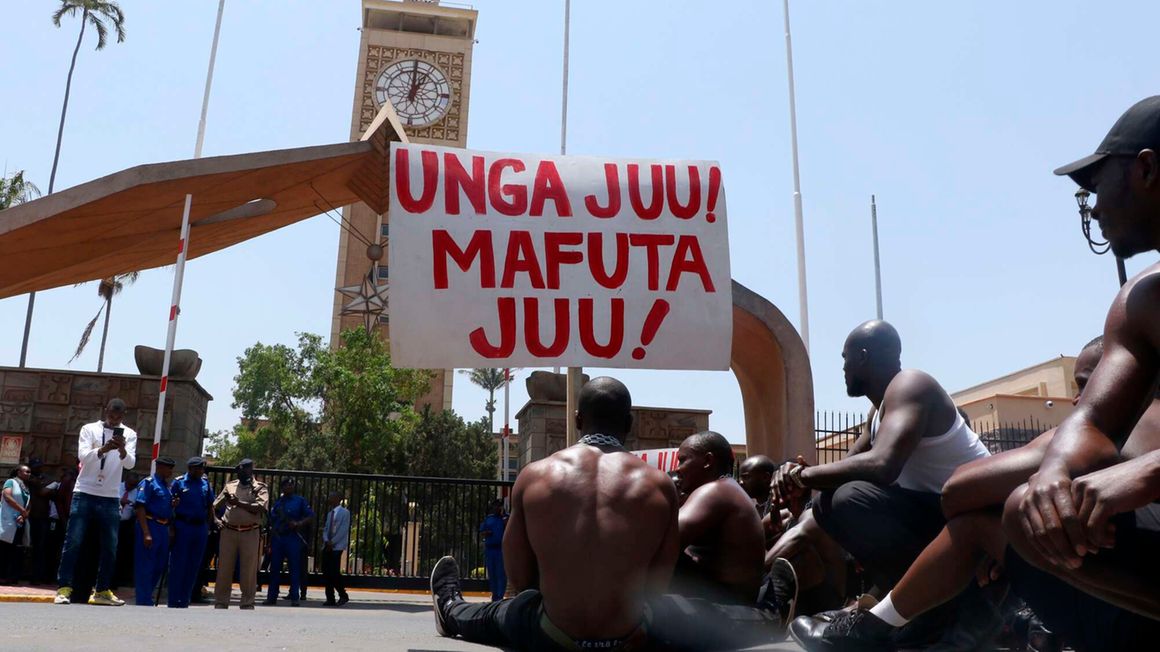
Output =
[
  {"x1": 515, "y1": 400, "x2": 710, "y2": 468},
  {"x1": 0, "y1": 367, "x2": 212, "y2": 474}
]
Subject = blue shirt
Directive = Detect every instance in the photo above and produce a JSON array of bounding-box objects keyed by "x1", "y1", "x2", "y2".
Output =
[
  {"x1": 270, "y1": 494, "x2": 313, "y2": 537},
  {"x1": 134, "y1": 475, "x2": 174, "y2": 520},
  {"x1": 480, "y1": 513, "x2": 507, "y2": 549},
  {"x1": 170, "y1": 474, "x2": 213, "y2": 521}
]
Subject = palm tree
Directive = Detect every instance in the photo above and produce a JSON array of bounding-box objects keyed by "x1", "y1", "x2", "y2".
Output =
[
  {"x1": 71, "y1": 271, "x2": 139, "y2": 372},
  {"x1": 20, "y1": 1, "x2": 127, "y2": 368},
  {"x1": 0, "y1": 171, "x2": 41, "y2": 210},
  {"x1": 458, "y1": 368, "x2": 518, "y2": 436}
]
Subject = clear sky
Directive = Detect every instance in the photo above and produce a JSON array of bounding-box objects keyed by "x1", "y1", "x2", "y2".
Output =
[{"x1": 2, "y1": 1, "x2": 1159, "y2": 448}]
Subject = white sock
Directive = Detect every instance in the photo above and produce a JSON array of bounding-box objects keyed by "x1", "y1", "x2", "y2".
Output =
[{"x1": 868, "y1": 593, "x2": 910, "y2": 628}]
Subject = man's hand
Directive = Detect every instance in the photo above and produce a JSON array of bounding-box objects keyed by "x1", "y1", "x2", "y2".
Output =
[
  {"x1": 214, "y1": 518, "x2": 224, "y2": 531},
  {"x1": 324, "y1": 541, "x2": 333, "y2": 551},
  {"x1": 143, "y1": 533, "x2": 153, "y2": 549},
  {"x1": 226, "y1": 492, "x2": 239, "y2": 506},
  {"x1": 772, "y1": 459, "x2": 806, "y2": 509},
  {"x1": 1018, "y1": 466, "x2": 1087, "y2": 569},
  {"x1": 1072, "y1": 458, "x2": 1155, "y2": 550},
  {"x1": 975, "y1": 555, "x2": 1003, "y2": 587}
]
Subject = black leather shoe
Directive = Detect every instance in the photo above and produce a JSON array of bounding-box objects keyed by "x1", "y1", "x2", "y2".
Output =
[
  {"x1": 336, "y1": 595, "x2": 349, "y2": 607},
  {"x1": 789, "y1": 610, "x2": 894, "y2": 652},
  {"x1": 261, "y1": 598, "x2": 277, "y2": 606}
]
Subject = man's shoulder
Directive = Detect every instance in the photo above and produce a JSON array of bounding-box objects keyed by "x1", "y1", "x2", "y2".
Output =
[{"x1": 885, "y1": 369, "x2": 949, "y2": 405}]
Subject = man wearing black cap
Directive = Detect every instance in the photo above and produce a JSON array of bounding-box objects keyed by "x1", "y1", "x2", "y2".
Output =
[
  {"x1": 167, "y1": 457, "x2": 214, "y2": 608},
  {"x1": 213, "y1": 459, "x2": 268, "y2": 609},
  {"x1": 998, "y1": 96, "x2": 1160, "y2": 646},
  {"x1": 133, "y1": 456, "x2": 175, "y2": 606},
  {"x1": 24, "y1": 457, "x2": 56, "y2": 584}
]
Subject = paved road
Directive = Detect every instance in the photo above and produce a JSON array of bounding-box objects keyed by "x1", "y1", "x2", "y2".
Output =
[{"x1": 3, "y1": 590, "x2": 804, "y2": 651}]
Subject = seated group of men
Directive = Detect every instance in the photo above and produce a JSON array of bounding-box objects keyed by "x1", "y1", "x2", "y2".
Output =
[{"x1": 429, "y1": 97, "x2": 1160, "y2": 651}]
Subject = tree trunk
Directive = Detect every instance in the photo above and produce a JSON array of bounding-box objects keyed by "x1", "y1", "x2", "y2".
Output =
[
  {"x1": 97, "y1": 291, "x2": 112, "y2": 372},
  {"x1": 22, "y1": 10, "x2": 88, "y2": 368}
]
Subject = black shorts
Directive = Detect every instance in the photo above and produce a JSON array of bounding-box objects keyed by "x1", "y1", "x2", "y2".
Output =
[{"x1": 1005, "y1": 504, "x2": 1160, "y2": 652}]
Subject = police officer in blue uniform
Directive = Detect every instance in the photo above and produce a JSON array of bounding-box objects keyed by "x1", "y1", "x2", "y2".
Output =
[
  {"x1": 133, "y1": 456, "x2": 175, "y2": 606},
  {"x1": 167, "y1": 456, "x2": 214, "y2": 608},
  {"x1": 263, "y1": 478, "x2": 313, "y2": 606},
  {"x1": 479, "y1": 498, "x2": 508, "y2": 602}
]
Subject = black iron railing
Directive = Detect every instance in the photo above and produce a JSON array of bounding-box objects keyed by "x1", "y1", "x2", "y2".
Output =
[
  {"x1": 204, "y1": 466, "x2": 513, "y2": 591},
  {"x1": 814, "y1": 412, "x2": 1054, "y2": 462}
]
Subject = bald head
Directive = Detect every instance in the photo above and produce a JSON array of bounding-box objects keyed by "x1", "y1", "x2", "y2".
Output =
[
  {"x1": 684, "y1": 431, "x2": 735, "y2": 476},
  {"x1": 576, "y1": 376, "x2": 633, "y2": 440},
  {"x1": 842, "y1": 320, "x2": 903, "y2": 397}
]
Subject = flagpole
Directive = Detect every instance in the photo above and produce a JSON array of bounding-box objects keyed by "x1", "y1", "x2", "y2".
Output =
[
  {"x1": 871, "y1": 195, "x2": 883, "y2": 320},
  {"x1": 782, "y1": 0, "x2": 810, "y2": 353},
  {"x1": 503, "y1": 368, "x2": 511, "y2": 482},
  {"x1": 150, "y1": 0, "x2": 225, "y2": 472},
  {"x1": 560, "y1": 0, "x2": 582, "y2": 447}
]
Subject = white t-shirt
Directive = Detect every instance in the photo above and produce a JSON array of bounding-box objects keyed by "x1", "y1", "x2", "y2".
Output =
[
  {"x1": 871, "y1": 409, "x2": 989, "y2": 494},
  {"x1": 74, "y1": 421, "x2": 137, "y2": 499},
  {"x1": 118, "y1": 482, "x2": 139, "y2": 521}
]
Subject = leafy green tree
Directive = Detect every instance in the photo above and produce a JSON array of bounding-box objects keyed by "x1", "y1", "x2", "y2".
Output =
[
  {"x1": 219, "y1": 328, "x2": 496, "y2": 478},
  {"x1": 0, "y1": 171, "x2": 41, "y2": 210}
]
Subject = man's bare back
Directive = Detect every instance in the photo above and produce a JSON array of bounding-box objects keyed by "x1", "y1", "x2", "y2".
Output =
[
  {"x1": 679, "y1": 476, "x2": 765, "y2": 603},
  {"x1": 509, "y1": 444, "x2": 679, "y2": 639}
]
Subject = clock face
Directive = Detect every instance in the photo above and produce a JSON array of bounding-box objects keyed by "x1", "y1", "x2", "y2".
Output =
[{"x1": 374, "y1": 59, "x2": 451, "y2": 128}]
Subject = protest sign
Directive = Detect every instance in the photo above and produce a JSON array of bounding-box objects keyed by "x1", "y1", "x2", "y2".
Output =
[
  {"x1": 388, "y1": 143, "x2": 731, "y2": 370},
  {"x1": 632, "y1": 447, "x2": 680, "y2": 473}
]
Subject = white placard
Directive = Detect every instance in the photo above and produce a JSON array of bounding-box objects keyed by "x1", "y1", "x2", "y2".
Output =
[{"x1": 388, "y1": 143, "x2": 731, "y2": 370}]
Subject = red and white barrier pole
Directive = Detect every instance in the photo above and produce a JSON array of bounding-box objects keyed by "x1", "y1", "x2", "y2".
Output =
[{"x1": 150, "y1": 0, "x2": 225, "y2": 472}]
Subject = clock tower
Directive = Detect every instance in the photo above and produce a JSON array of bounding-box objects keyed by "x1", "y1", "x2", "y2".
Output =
[{"x1": 331, "y1": 0, "x2": 477, "y2": 411}]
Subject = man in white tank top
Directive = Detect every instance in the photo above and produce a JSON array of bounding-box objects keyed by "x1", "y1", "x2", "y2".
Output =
[{"x1": 771, "y1": 321, "x2": 990, "y2": 644}]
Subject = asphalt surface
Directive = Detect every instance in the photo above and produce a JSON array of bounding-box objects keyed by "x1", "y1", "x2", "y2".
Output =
[{"x1": 2, "y1": 590, "x2": 805, "y2": 651}]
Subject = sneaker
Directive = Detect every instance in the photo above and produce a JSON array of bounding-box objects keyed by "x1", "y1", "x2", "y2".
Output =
[
  {"x1": 88, "y1": 590, "x2": 125, "y2": 607},
  {"x1": 430, "y1": 556, "x2": 465, "y2": 637},
  {"x1": 54, "y1": 587, "x2": 72, "y2": 605},
  {"x1": 770, "y1": 557, "x2": 799, "y2": 627},
  {"x1": 789, "y1": 609, "x2": 894, "y2": 652}
]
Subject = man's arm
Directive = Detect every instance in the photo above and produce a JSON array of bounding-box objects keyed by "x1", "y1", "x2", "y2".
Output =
[
  {"x1": 677, "y1": 484, "x2": 722, "y2": 549},
  {"x1": 77, "y1": 425, "x2": 107, "y2": 465},
  {"x1": 503, "y1": 471, "x2": 538, "y2": 591},
  {"x1": 1022, "y1": 275, "x2": 1160, "y2": 566},
  {"x1": 120, "y1": 432, "x2": 137, "y2": 468},
  {"x1": 845, "y1": 405, "x2": 877, "y2": 458},
  {"x1": 799, "y1": 372, "x2": 933, "y2": 489},
  {"x1": 646, "y1": 477, "x2": 681, "y2": 593},
  {"x1": 212, "y1": 487, "x2": 229, "y2": 512}
]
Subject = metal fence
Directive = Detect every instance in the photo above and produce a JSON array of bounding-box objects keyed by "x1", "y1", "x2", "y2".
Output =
[
  {"x1": 814, "y1": 412, "x2": 1055, "y2": 461},
  {"x1": 205, "y1": 466, "x2": 514, "y2": 591}
]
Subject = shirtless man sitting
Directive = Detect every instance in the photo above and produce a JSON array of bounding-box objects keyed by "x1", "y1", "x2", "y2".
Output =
[
  {"x1": 792, "y1": 335, "x2": 1160, "y2": 650},
  {"x1": 430, "y1": 377, "x2": 679, "y2": 651},
  {"x1": 671, "y1": 431, "x2": 766, "y2": 605}
]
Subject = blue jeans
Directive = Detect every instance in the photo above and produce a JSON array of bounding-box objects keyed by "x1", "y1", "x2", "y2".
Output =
[
  {"x1": 167, "y1": 521, "x2": 208, "y2": 608},
  {"x1": 134, "y1": 520, "x2": 169, "y2": 606},
  {"x1": 57, "y1": 493, "x2": 120, "y2": 592},
  {"x1": 266, "y1": 533, "x2": 303, "y2": 602},
  {"x1": 485, "y1": 547, "x2": 506, "y2": 601}
]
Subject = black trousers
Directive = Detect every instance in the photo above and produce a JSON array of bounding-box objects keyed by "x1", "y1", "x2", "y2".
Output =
[
  {"x1": 1005, "y1": 504, "x2": 1160, "y2": 652},
  {"x1": 812, "y1": 481, "x2": 945, "y2": 590},
  {"x1": 448, "y1": 590, "x2": 779, "y2": 652},
  {"x1": 29, "y1": 516, "x2": 51, "y2": 583},
  {"x1": 322, "y1": 549, "x2": 347, "y2": 601},
  {"x1": 813, "y1": 481, "x2": 1005, "y2": 649}
]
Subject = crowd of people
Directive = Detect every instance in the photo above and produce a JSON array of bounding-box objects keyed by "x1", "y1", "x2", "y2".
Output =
[
  {"x1": 429, "y1": 97, "x2": 1160, "y2": 651},
  {"x1": 0, "y1": 399, "x2": 353, "y2": 610}
]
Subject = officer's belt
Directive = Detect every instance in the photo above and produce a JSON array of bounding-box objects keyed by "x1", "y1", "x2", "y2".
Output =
[
  {"x1": 146, "y1": 514, "x2": 170, "y2": 525},
  {"x1": 175, "y1": 515, "x2": 206, "y2": 525},
  {"x1": 222, "y1": 523, "x2": 260, "y2": 532}
]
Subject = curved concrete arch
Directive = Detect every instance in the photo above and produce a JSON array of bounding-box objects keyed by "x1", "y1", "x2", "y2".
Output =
[{"x1": 732, "y1": 279, "x2": 816, "y2": 464}]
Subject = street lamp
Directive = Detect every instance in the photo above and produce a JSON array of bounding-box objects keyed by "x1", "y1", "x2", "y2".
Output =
[{"x1": 1074, "y1": 187, "x2": 1128, "y2": 286}]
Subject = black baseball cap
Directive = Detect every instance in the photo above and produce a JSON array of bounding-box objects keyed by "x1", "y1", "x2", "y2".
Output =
[
  {"x1": 156, "y1": 456, "x2": 176, "y2": 467},
  {"x1": 1055, "y1": 96, "x2": 1160, "y2": 192},
  {"x1": 238, "y1": 458, "x2": 254, "y2": 468},
  {"x1": 187, "y1": 456, "x2": 206, "y2": 468}
]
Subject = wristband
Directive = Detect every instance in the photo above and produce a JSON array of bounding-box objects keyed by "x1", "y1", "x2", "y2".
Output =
[{"x1": 789, "y1": 464, "x2": 806, "y2": 489}]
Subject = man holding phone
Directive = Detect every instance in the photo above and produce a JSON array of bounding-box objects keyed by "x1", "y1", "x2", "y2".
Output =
[{"x1": 55, "y1": 398, "x2": 137, "y2": 606}]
